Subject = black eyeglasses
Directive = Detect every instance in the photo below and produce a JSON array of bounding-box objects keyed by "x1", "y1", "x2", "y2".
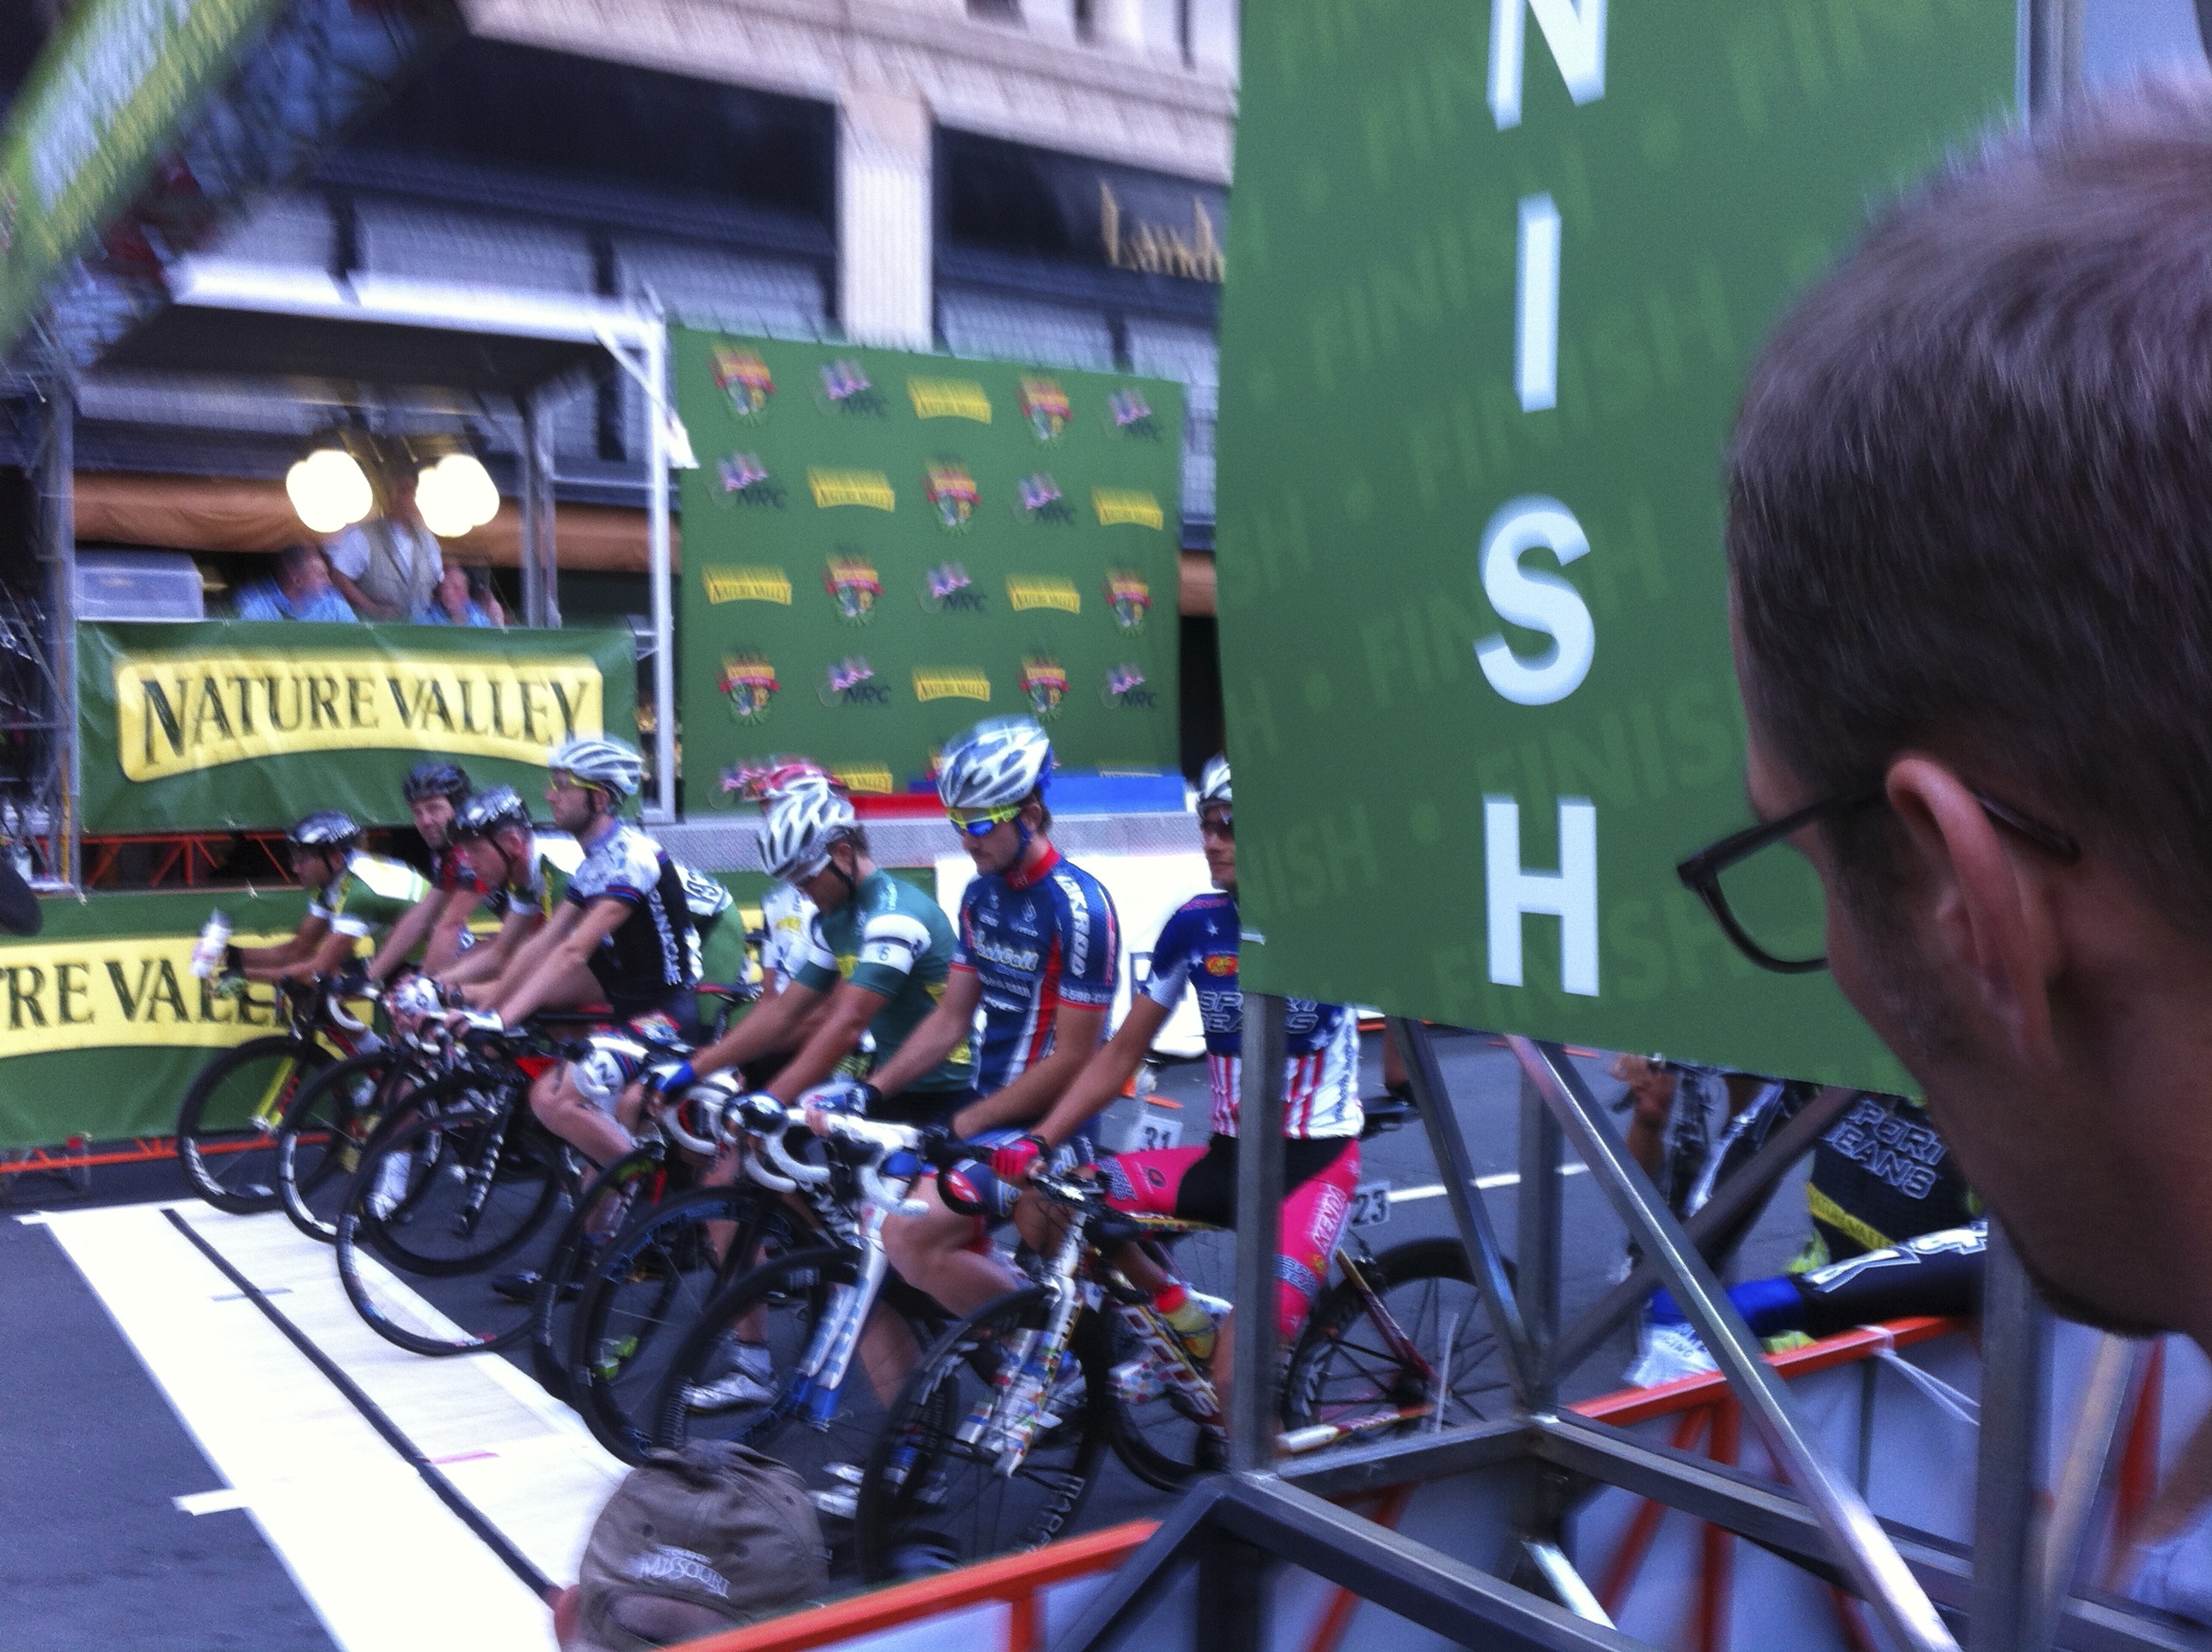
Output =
[{"x1": 1675, "y1": 782, "x2": 2081, "y2": 974}]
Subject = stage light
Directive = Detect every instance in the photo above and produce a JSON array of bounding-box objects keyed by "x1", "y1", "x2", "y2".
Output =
[{"x1": 285, "y1": 446, "x2": 373, "y2": 534}]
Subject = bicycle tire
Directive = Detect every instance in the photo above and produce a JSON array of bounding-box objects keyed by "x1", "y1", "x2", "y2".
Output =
[
  {"x1": 568, "y1": 1182, "x2": 802, "y2": 1463},
  {"x1": 335, "y1": 1096, "x2": 568, "y2": 1356},
  {"x1": 854, "y1": 1284, "x2": 1108, "y2": 1582},
  {"x1": 176, "y1": 1036, "x2": 330, "y2": 1213},
  {"x1": 276, "y1": 1049, "x2": 409, "y2": 1243},
  {"x1": 528, "y1": 1144, "x2": 673, "y2": 1404},
  {"x1": 1282, "y1": 1237, "x2": 1511, "y2": 1441}
]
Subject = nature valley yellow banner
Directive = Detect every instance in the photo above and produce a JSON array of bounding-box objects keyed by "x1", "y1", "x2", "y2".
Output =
[
  {"x1": 79, "y1": 620, "x2": 639, "y2": 833},
  {"x1": 0, "y1": 928, "x2": 295, "y2": 1060}
]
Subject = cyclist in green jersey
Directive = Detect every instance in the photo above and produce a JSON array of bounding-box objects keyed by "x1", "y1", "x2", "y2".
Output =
[{"x1": 225, "y1": 812, "x2": 429, "y2": 985}]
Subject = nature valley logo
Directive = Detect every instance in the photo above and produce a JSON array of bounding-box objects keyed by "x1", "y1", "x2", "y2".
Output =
[
  {"x1": 111, "y1": 649, "x2": 604, "y2": 782},
  {"x1": 912, "y1": 668, "x2": 992, "y2": 703},
  {"x1": 711, "y1": 347, "x2": 775, "y2": 419},
  {"x1": 719, "y1": 653, "x2": 779, "y2": 724},
  {"x1": 1007, "y1": 575, "x2": 1080, "y2": 615},
  {"x1": 1105, "y1": 387, "x2": 1161, "y2": 440},
  {"x1": 924, "y1": 462, "x2": 979, "y2": 531},
  {"x1": 1093, "y1": 488, "x2": 1164, "y2": 530},
  {"x1": 1103, "y1": 664, "x2": 1158, "y2": 709},
  {"x1": 1015, "y1": 473, "x2": 1074, "y2": 525},
  {"x1": 713, "y1": 452, "x2": 784, "y2": 508},
  {"x1": 820, "y1": 656, "x2": 891, "y2": 707},
  {"x1": 816, "y1": 358, "x2": 886, "y2": 416},
  {"x1": 703, "y1": 565, "x2": 791, "y2": 605},
  {"x1": 907, "y1": 378, "x2": 992, "y2": 422},
  {"x1": 0, "y1": 927, "x2": 300, "y2": 1060},
  {"x1": 920, "y1": 562, "x2": 986, "y2": 614},
  {"x1": 1105, "y1": 570, "x2": 1153, "y2": 631},
  {"x1": 831, "y1": 765, "x2": 895, "y2": 795},
  {"x1": 1019, "y1": 655, "x2": 1068, "y2": 721},
  {"x1": 808, "y1": 468, "x2": 896, "y2": 511},
  {"x1": 823, "y1": 554, "x2": 881, "y2": 625},
  {"x1": 1018, "y1": 377, "x2": 1070, "y2": 442}
]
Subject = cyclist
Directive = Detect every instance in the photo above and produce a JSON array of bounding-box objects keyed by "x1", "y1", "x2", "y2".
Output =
[
  {"x1": 643, "y1": 776, "x2": 975, "y2": 1409},
  {"x1": 849, "y1": 716, "x2": 1118, "y2": 1319},
  {"x1": 474, "y1": 737, "x2": 697, "y2": 1172},
  {"x1": 223, "y1": 812, "x2": 430, "y2": 986},
  {"x1": 1005, "y1": 753, "x2": 1364, "y2": 1399},
  {"x1": 368, "y1": 761, "x2": 485, "y2": 985},
  {"x1": 435, "y1": 784, "x2": 583, "y2": 990}
]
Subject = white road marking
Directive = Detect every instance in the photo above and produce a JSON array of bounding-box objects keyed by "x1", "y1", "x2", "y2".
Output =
[
  {"x1": 37, "y1": 1201, "x2": 625, "y2": 1652},
  {"x1": 1392, "y1": 1163, "x2": 1591, "y2": 1201}
]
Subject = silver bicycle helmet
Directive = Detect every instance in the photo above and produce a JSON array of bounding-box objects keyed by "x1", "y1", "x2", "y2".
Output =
[
  {"x1": 760, "y1": 783, "x2": 858, "y2": 882},
  {"x1": 936, "y1": 716, "x2": 1053, "y2": 811},
  {"x1": 548, "y1": 736, "x2": 643, "y2": 802},
  {"x1": 449, "y1": 785, "x2": 533, "y2": 842},
  {"x1": 289, "y1": 811, "x2": 360, "y2": 851},
  {"x1": 401, "y1": 761, "x2": 470, "y2": 804},
  {"x1": 1198, "y1": 753, "x2": 1231, "y2": 808}
]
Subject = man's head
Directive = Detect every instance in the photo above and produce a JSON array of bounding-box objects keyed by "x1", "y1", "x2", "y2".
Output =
[
  {"x1": 287, "y1": 811, "x2": 358, "y2": 888},
  {"x1": 1196, "y1": 753, "x2": 1234, "y2": 891},
  {"x1": 555, "y1": 1441, "x2": 826, "y2": 1651},
  {"x1": 546, "y1": 738, "x2": 643, "y2": 837},
  {"x1": 760, "y1": 778, "x2": 867, "y2": 910},
  {"x1": 402, "y1": 762, "x2": 470, "y2": 848},
  {"x1": 275, "y1": 543, "x2": 330, "y2": 602},
  {"x1": 451, "y1": 785, "x2": 534, "y2": 885},
  {"x1": 937, "y1": 717, "x2": 1053, "y2": 877},
  {"x1": 1726, "y1": 84, "x2": 2212, "y2": 1336},
  {"x1": 434, "y1": 563, "x2": 473, "y2": 620}
]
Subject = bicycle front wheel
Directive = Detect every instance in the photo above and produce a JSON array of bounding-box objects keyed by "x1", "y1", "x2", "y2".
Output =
[
  {"x1": 177, "y1": 1036, "x2": 329, "y2": 1213},
  {"x1": 1283, "y1": 1238, "x2": 1511, "y2": 1443},
  {"x1": 276, "y1": 1049, "x2": 418, "y2": 1243},
  {"x1": 335, "y1": 1098, "x2": 568, "y2": 1356},
  {"x1": 854, "y1": 1286, "x2": 1106, "y2": 1583}
]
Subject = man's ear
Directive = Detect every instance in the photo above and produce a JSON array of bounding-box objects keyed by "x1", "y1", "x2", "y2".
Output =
[{"x1": 1883, "y1": 756, "x2": 2063, "y2": 1069}]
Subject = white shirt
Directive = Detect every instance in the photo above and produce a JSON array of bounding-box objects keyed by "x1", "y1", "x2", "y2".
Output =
[
  {"x1": 761, "y1": 883, "x2": 816, "y2": 992},
  {"x1": 326, "y1": 520, "x2": 442, "y2": 585}
]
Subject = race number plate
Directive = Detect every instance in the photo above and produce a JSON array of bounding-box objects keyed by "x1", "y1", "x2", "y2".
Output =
[
  {"x1": 1349, "y1": 1181, "x2": 1392, "y2": 1229},
  {"x1": 1128, "y1": 1114, "x2": 1182, "y2": 1154}
]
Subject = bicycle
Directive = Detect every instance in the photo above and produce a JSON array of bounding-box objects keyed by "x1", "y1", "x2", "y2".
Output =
[
  {"x1": 175, "y1": 976, "x2": 379, "y2": 1214},
  {"x1": 852, "y1": 1146, "x2": 1506, "y2": 1579}
]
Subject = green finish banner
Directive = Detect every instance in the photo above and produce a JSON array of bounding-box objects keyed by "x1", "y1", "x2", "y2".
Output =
[
  {"x1": 0, "y1": 0, "x2": 284, "y2": 357},
  {"x1": 1216, "y1": 0, "x2": 2014, "y2": 1090},
  {"x1": 79, "y1": 620, "x2": 640, "y2": 833},
  {"x1": 672, "y1": 330, "x2": 1184, "y2": 805},
  {"x1": 0, "y1": 888, "x2": 307, "y2": 1148}
]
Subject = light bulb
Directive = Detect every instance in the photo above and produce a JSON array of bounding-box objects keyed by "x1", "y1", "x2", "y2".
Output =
[
  {"x1": 287, "y1": 448, "x2": 372, "y2": 533},
  {"x1": 436, "y1": 453, "x2": 500, "y2": 528}
]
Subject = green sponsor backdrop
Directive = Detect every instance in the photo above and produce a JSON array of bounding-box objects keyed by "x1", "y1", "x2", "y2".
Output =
[
  {"x1": 1217, "y1": 0, "x2": 2014, "y2": 1090},
  {"x1": 79, "y1": 620, "x2": 639, "y2": 833},
  {"x1": 0, "y1": 0, "x2": 283, "y2": 357},
  {"x1": 0, "y1": 888, "x2": 309, "y2": 1148},
  {"x1": 672, "y1": 329, "x2": 1183, "y2": 805}
]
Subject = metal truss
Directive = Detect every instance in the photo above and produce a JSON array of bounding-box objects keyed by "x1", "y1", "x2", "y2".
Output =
[{"x1": 1048, "y1": 1007, "x2": 2199, "y2": 1652}]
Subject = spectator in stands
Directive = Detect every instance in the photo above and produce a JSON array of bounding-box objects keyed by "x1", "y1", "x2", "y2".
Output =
[
  {"x1": 230, "y1": 543, "x2": 358, "y2": 624},
  {"x1": 425, "y1": 562, "x2": 498, "y2": 628},
  {"x1": 550, "y1": 1442, "x2": 827, "y2": 1649},
  {"x1": 325, "y1": 474, "x2": 441, "y2": 621},
  {"x1": 467, "y1": 563, "x2": 509, "y2": 627}
]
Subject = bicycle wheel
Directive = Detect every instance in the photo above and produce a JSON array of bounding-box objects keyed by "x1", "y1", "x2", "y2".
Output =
[
  {"x1": 176, "y1": 1036, "x2": 330, "y2": 1213},
  {"x1": 276, "y1": 1050, "x2": 422, "y2": 1243},
  {"x1": 569, "y1": 1184, "x2": 803, "y2": 1463},
  {"x1": 854, "y1": 1284, "x2": 1107, "y2": 1582},
  {"x1": 651, "y1": 1248, "x2": 942, "y2": 1521},
  {"x1": 1283, "y1": 1237, "x2": 1511, "y2": 1442},
  {"x1": 335, "y1": 1100, "x2": 569, "y2": 1356},
  {"x1": 529, "y1": 1144, "x2": 675, "y2": 1405}
]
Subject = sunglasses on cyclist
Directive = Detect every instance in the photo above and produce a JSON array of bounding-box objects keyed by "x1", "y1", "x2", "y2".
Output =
[
  {"x1": 1199, "y1": 810, "x2": 1233, "y2": 841},
  {"x1": 949, "y1": 805, "x2": 1022, "y2": 838}
]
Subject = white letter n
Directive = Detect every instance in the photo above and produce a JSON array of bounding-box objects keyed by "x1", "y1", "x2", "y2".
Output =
[
  {"x1": 1490, "y1": 0, "x2": 1608, "y2": 131},
  {"x1": 1484, "y1": 796, "x2": 1599, "y2": 996}
]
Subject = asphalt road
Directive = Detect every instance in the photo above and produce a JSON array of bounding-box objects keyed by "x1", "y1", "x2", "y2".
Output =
[{"x1": 0, "y1": 1028, "x2": 1814, "y2": 1649}]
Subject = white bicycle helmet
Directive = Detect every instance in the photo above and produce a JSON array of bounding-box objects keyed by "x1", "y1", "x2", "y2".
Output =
[
  {"x1": 760, "y1": 783, "x2": 858, "y2": 882},
  {"x1": 1198, "y1": 753, "x2": 1231, "y2": 808},
  {"x1": 548, "y1": 736, "x2": 643, "y2": 802},
  {"x1": 936, "y1": 716, "x2": 1053, "y2": 811}
]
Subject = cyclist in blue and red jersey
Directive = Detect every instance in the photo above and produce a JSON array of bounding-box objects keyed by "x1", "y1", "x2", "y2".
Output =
[
  {"x1": 368, "y1": 761, "x2": 486, "y2": 985},
  {"x1": 1008, "y1": 753, "x2": 1363, "y2": 1395},
  {"x1": 848, "y1": 716, "x2": 1120, "y2": 1318}
]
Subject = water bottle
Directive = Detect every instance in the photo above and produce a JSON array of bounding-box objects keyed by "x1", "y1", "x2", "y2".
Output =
[{"x1": 189, "y1": 911, "x2": 232, "y2": 980}]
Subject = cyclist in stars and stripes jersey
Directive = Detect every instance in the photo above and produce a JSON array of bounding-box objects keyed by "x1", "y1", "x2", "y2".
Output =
[{"x1": 847, "y1": 717, "x2": 1119, "y2": 1320}]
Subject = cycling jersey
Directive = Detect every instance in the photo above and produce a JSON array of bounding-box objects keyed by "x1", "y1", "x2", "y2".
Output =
[
  {"x1": 794, "y1": 869, "x2": 973, "y2": 1102},
  {"x1": 309, "y1": 853, "x2": 430, "y2": 941},
  {"x1": 952, "y1": 844, "x2": 1118, "y2": 1093},
  {"x1": 491, "y1": 835, "x2": 583, "y2": 919},
  {"x1": 1141, "y1": 890, "x2": 1361, "y2": 1139},
  {"x1": 566, "y1": 821, "x2": 696, "y2": 1018},
  {"x1": 760, "y1": 883, "x2": 814, "y2": 992},
  {"x1": 428, "y1": 844, "x2": 486, "y2": 897},
  {"x1": 1801, "y1": 1093, "x2": 1978, "y2": 1265}
]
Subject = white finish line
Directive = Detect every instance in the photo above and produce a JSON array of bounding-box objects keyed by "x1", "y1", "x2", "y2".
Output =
[{"x1": 36, "y1": 1201, "x2": 624, "y2": 1652}]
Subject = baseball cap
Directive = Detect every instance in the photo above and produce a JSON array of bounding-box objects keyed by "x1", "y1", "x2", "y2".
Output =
[{"x1": 570, "y1": 1442, "x2": 829, "y2": 1651}]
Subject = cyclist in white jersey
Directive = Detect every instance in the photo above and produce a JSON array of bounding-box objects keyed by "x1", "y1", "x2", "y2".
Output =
[{"x1": 439, "y1": 785, "x2": 584, "y2": 990}]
